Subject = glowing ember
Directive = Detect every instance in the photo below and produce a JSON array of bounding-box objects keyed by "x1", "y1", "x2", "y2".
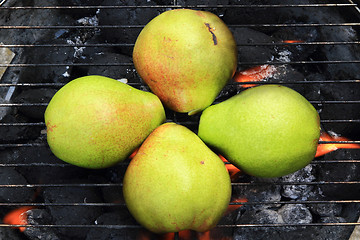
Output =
[
  {"x1": 315, "y1": 131, "x2": 360, "y2": 157},
  {"x1": 219, "y1": 154, "x2": 242, "y2": 180},
  {"x1": 282, "y1": 40, "x2": 304, "y2": 43},
  {"x1": 233, "y1": 65, "x2": 276, "y2": 88},
  {"x1": 3, "y1": 206, "x2": 34, "y2": 232},
  {"x1": 129, "y1": 147, "x2": 139, "y2": 159}
]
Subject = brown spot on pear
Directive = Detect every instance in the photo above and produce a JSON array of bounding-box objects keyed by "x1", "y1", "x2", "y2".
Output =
[{"x1": 44, "y1": 75, "x2": 166, "y2": 169}]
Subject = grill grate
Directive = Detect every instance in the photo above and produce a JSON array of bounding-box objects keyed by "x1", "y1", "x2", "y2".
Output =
[{"x1": 0, "y1": 1, "x2": 360, "y2": 239}]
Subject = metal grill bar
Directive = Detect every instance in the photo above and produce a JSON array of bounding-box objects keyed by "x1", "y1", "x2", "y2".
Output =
[
  {"x1": 1, "y1": 100, "x2": 359, "y2": 107},
  {"x1": 0, "y1": 140, "x2": 358, "y2": 148},
  {"x1": 0, "y1": 159, "x2": 359, "y2": 167},
  {"x1": 1, "y1": 23, "x2": 360, "y2": 29},
  {"x1": 1, "y1": 118, "x2": 359, "y2": 127},
  {"x1": 0, "y1": 199, "x2": 359, "y2": 207},
  {"x1": 0, "y1": 4, "x2": 357, "y2": 10},
  {"x1": 1, "y1": 42, "x2": 360, "y2": 48},
  {"x1": 0, "y1": 181, "x2": 359, "y2": 188},
  {"x1": 0, "y1": 222, "x2": 359, "y2": 229},
  {"x1": 1, "y1": 60, "x2": 359, "y2": 67},
  {"x1": 0, "y1": 80, "x2": 358, "y2": 88}
]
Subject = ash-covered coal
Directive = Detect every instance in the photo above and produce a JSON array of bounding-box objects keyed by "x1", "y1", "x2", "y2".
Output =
[
  {"x1": 278, "y1": 203, "x2": 312, "y2": 224},
  {"x1": 281, "y1": 165, "x2": 316, "y2": 200},
  {"x1": 24, "y1": 208, "x2": 60, "y2": 240}
]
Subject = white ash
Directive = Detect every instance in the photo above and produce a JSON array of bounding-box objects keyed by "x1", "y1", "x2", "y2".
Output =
[
  {"x1": 281, "y1": 165, "x2": 316, "y2": 200},
  {"x1": 67, "y1": 36, "x2": 86, "y2": 59},
  {"x1": 327, "y1": 130, "x2": 342, "y2": 138},
  {"x1": 237, "y1": 208, "x2": 284, "y2": 224},
  {"x1": 77, "y1": 15, "x2": 99, "y2": 27},
  {"x1": 276, "y1": 49, "x2": 292, "y2": 63},
  {"x1": 24, "y1": 209, "x2": 60, "y2": 240},
  {"x1": 62, "y1": 66, "x2": 70, "y2": 78}
]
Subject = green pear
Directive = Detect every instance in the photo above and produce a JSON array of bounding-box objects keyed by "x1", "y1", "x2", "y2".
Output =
[
  {"x1": 133, "y1": 9, "x2": 237, "y2": 115},
  {"x1": 198, "y1": 85, "x2": 320, "y2": 178},
  {"x1": 44, "y1": 75, "x2": 165, "y2": 169},
  {"x1": 123, "y1": 123, "x2": 231, "y2": 233}
]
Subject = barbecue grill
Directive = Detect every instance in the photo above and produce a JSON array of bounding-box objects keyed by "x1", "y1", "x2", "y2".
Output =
[{"x1": 0, "y1": 1, "x2": 360, "y2": 239}]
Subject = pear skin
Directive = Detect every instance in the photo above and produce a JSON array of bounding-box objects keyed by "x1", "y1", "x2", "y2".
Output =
[
  {"x1": 198, "y1": 85, "x2": 321, "y2": 178},
  {"x1": 123, "y1": 123, "x2": 232, "y2": 233},
  {"x1": 133, "y1": 9, "x2": 237, "y2": 115},
  {"x1": 44, "y1": 75, "x2": 166, "y2": 169}
]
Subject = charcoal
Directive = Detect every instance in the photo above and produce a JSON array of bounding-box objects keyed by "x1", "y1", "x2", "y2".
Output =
[
  {"x1": 98, "y1": 0, "x2": 162, "y2": 56},
  {"x1": 238, "y1": 209, "x2": 284, "y2": 224},
  {"x1": 176, "y1": 0, "x2": 229, "y2": 16},
  {"x1": 0, "y1": 228, "x2": 23, "y2": 240},
  {"x1": 309, "y1": 202, "x2": 342, "y2": 217},
  {"x1": 281, "y1": 165, "x2": 316, "y2": 200},
  {"x1": 13, "y1": 88, "x2": 57, "y2": 120},
  {"x1": 57, "y1": 0, "x2": 103, "y2": 17},
  {"x1": 24, "y1": 208, "x2": 60, "y2": 240},
  {"x1": 317, "y1": 216, "x2": 350, "y2": 240},
  {"x1": 2, "y1": 144, "x2": 91, "y2": 185},
  {"x1": 0, "y1": 0, "x2": 74, "y2": 45},
  {"x1": 234, "y1": 209, "x2": 283, "y2": 240},
  {"x1": 233, "y1": 177, "x2": 282, "y2": 210},
  {"x1": 75, "y1": 51, "x2": 136, "y2": 81},
  {"x1": 318, "y1": 84, "x2": 360, "y2": 139},
  {"x1": 223, "y1": 0, "x2": 285, "y2": 33},
  {"x1": 0, "y1": 114, "x2": 42, "y2": 142},
  {"x1": 278, "y1": 204, "x2": 313, "y2": 224},
  {"x1": 43, "y1": 184, "x2": 103, "y2": 239},
  {"x1": 0, "y1": 168, "x2": 34, "y2": 203},
  {"x1": 231, "y1": 27, "x2": 277, "y2": 69},
  {"x1": 17, "y1": 42, "x2": 74, "y2": 84},
  {"x1": 85, "y1": 212, "x2": 138, "y2": 240},
  {"x1": 316, "y1": 149, "x2": 360, "y2": 200},
  {"x1": 271, "y1": 25, "x2": 319, "y2": 61}
]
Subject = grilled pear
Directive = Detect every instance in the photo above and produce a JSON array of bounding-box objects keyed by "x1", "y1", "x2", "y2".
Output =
[
  {"x1": 44, "y1": 75, "x2": 165, "y2": 169},
  {"x1": 198, "y1": 85, "x2": 320, "y2": 178},
  {"x1": 133, "y1": 9, "x2": 237, "y2": 115},
  {"x1": 123, "y1": 123, "x2": 231, "y2": 233}
]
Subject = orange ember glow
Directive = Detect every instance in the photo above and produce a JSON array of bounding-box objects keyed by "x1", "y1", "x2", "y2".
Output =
[
  {"x1": 219, "y1": 154, "x2": 242, "y2": 181},
  {"x1": 3, "y1": 206, "x2": 34, "y2": 232},
  {"x1": 282, "y1": 40, "x2": 304, "y2": 43},
  {"x1": 315, "y1": 131, "x2": 360, "y2": 157},
  {"x1": 225, "y1": 197, "x2": 248, "y2": 215},
  {"x1": 233, "y1": 65, "x2": 276, "y2": 88},
  {"x1": 129, "y1": 148, "x2": 139, "y2": 159}
]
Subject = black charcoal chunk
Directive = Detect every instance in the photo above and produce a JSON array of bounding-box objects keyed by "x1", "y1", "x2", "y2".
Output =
[
  {"x1": 0, "y1": 168, "x2": 34, "y2": 203},
  {"x1": 43, "y1": 184, "x2": 103, "y2": 239}
]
